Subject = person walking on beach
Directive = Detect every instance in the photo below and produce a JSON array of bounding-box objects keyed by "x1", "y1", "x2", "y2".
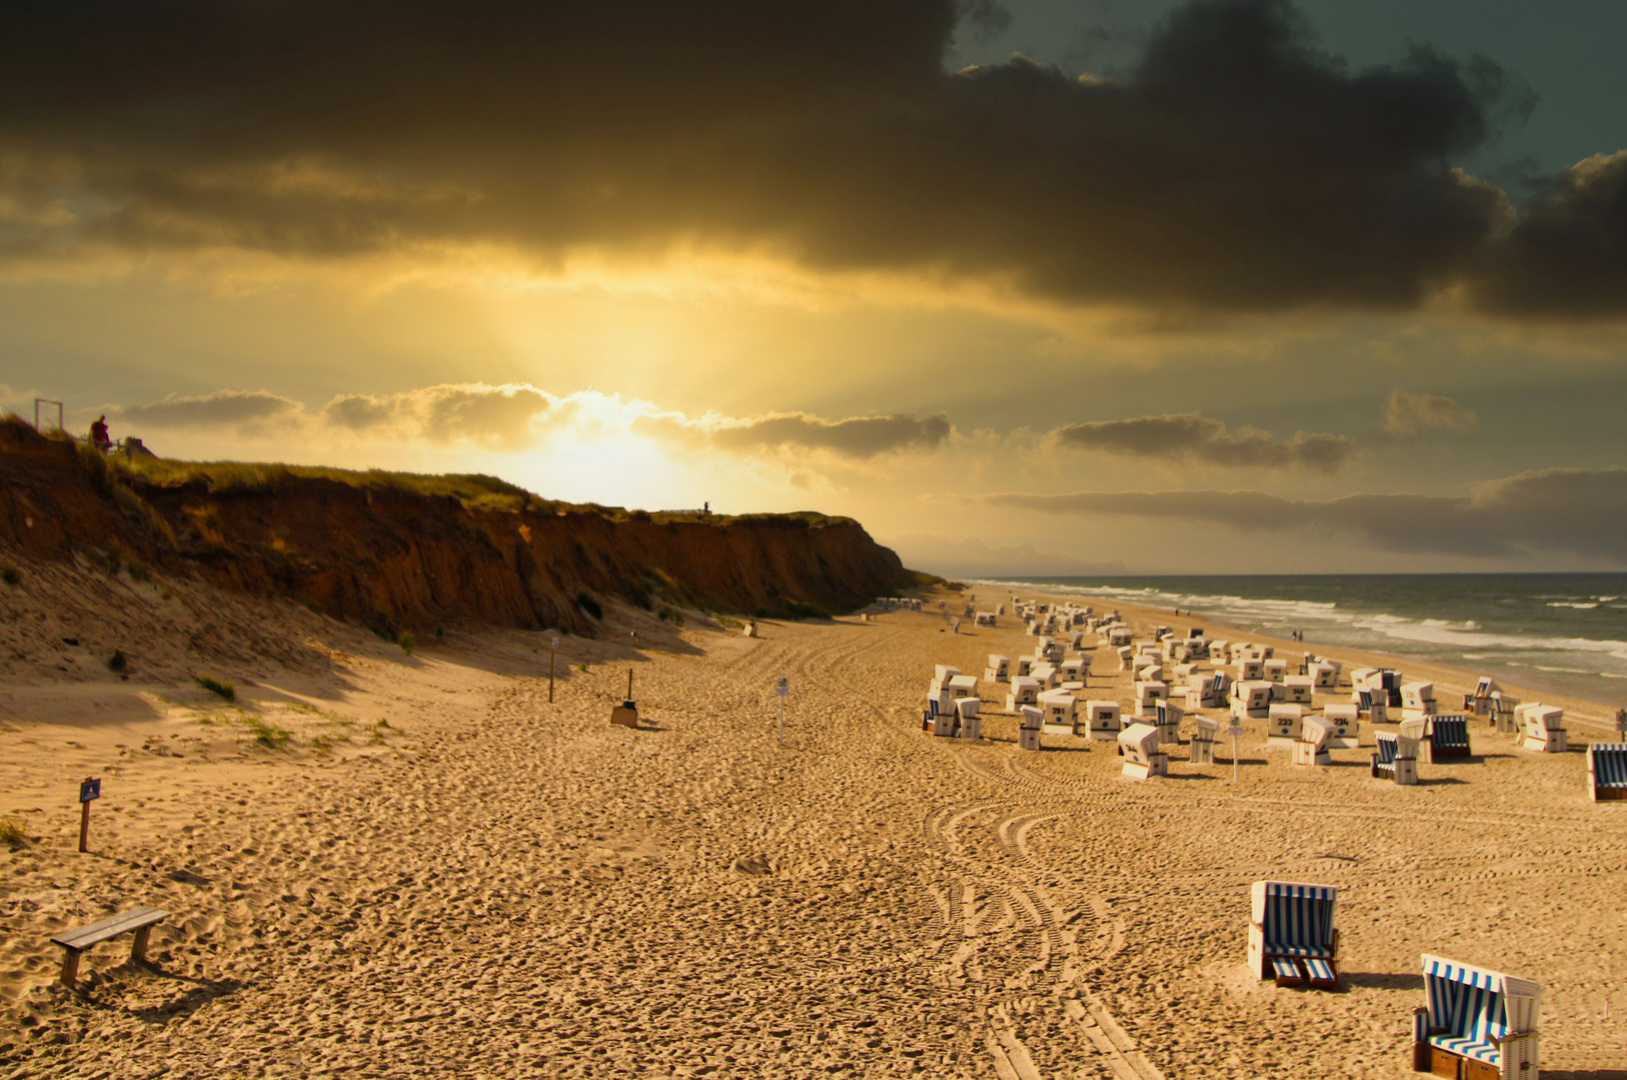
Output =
[{"x1": 89, "y1": 415, "x2": 111, "y2": 452}]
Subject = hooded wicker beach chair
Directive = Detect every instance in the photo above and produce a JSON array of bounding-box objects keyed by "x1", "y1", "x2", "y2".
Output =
[
  {"x1": 1588, "y1": 743, "x2": 1627, "y2": 801},
  {"x1": 1412, "y1": 954, "x2": 1539, "y2": 1079},
  {"x1": 1429, "y1": 714, "x2": 1472, "y2": 760},
  {"x1": 1247, "y1": 881, "x2": 1339, "y2": 989},
  {"x1": 1118, "y1": 722, "x2": 1166, "y2": 780},
  {"x1": 1372, "y1": 731, "x2": 1399, "y2": 778}
]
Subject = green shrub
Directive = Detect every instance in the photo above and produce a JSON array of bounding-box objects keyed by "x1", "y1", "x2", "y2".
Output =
[
  {"x1": 195, "y1": 674, "x2": 236, "y2": 702},
  {"x1": 397, "y1": 630, "x2": 415, "y2": 655},
  {"x1": 107, "y1": 650, "x2": 128, "y2": 673},
  {"x1": 658, "y1": 607, "x2": 686, "y2": 627},
  {"x1": 576, "y1": 591, "x2": 603, "y2": 620},
  {"x1": 0, "y1": 817, "x2": 29, "y2": 851},
  {"x1": 244, "y1": 718, "x2": 289, "y2": 749},
  {"x1": 0, "y1": 565, "x2": 19, "y2": 586}
]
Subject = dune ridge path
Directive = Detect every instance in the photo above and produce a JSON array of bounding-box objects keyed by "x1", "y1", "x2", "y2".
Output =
[{"x1": 4, "y1": 595, "x2": 1626, "y2": 1078}]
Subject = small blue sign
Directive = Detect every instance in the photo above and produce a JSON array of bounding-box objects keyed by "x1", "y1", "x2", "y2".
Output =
[{"x1": 79, "y1": 778, "x2": 101, "y2": 803}]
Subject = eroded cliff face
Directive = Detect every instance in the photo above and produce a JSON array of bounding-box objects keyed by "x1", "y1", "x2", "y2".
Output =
[{"x1": 0, "y1": 421, "x2": 911, "y2": 634}]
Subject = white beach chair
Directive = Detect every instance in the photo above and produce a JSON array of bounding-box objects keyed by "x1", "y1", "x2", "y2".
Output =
[
  {"x1": 1395, "y1": 719, "x2": 1425, "y2": 782},
  {"x1": 1154, "y1": 699, "x2": 1183, "y2": 745},
  {"x1": 1137, "y1": 662, "x2": 1164, "y2": 683},
  {"x1": 1292, "y1": 716, "x2": 1334, "y2": 766},
  {"x1": 946, "y1": 674, "x2": 979, "y2": 702},
  {"x1": 1490, "y1": 691, "x2": 1519, "y2": 734},
  {"x1": 1037, "y1": 688, "x2": 1076, "y2": 731},
  {"x1": 1031, "y1": 662, "x2": 1060, "y2": 689},
  {"x1": 1081, "y1": 700, "x2": 1121, "y2": 740},
  {"x1": 985, "y1": 654, "x2": 1010, "y2": 683},
  {"x1": 1232, "y1": 680, "x2": 1273, "y2": 720},
  {"x1": 1134, "y1": 680, "x2": 1168, "y2": 718},
  {"x1": 1190, "y1": 715, "x2": 1219, "y2": 764},
  {"x1": 1282, "y1": 674, "x2": 1314, "y2": 705},
  {"x1": 1310, "y1": 660, "x2": 1341, "y2": 690},
  {"x1": 1413, "y1": 955, "x2": 1540, "y2": 1079},
  {"x1": 1015, "y1": 655, "x2": 1037, "y2": 679},
  {"x1": 1518, "y1": 704, "x2": 1567, "y2": 752},
  {"x1": 1005, "y1": 676, "x2": 1041, "y2": 711},
  {"x1": 1402, "y1": 681, "x2": 1438, "y2": 721},
  {"x1": 955, "y1": 696, "x2": 982, "y2": 740},
  {"x1": 1263, "y1": 658, "x2": 1289, "y2": 684},
  {"x1": 1322, "y1": 704, "x2": 1360, "y2": 748},
  {"x1": 1018, "y1": 705, "x2": 1044, "y2": 751},
  {"x1": 934, "y1": 665, "x2": 962, "y2": 685},
  {"x1": 1266, "y1": 703, "x2": 1305, "y2": 745},
  {"x1": 1236, "y1": 659, "x2": 1264, "y2": 682},
  {"x1": 1118, "y1": 722, "x2": 1167, "y2": 780},
  {"x1": 1248, "y1": 881, "x2": 1339, "y2": 989}
]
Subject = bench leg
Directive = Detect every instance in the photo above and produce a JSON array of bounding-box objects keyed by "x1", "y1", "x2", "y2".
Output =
[
  {"x1": 59, "y1": 947, "x2": 82, "y2": 989},
  {"x1": 131, "y1": 925, "x2": 153, "y2": 967}
]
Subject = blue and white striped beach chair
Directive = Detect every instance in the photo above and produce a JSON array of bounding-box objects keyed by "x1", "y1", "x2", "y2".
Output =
[
  {"x1": 1412, "y1": 955, "x2": 1540, "y2": 1079},
  {"x1": 1430, "y1": 714, "x2": 1472, "y2": 760},
  {"x1": 1247, "y1": 881, "x2": 1339, "y2": 989},
  {"x1": 1372, "y1": 731, "x2": 1398, "y2": 778},
  {"x1": 1588, "y1": 743, "x2": 1627, "y2": 802}
]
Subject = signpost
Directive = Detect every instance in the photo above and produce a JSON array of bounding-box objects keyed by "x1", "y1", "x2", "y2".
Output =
[
  {"x1": 78, "y1": 777, "x2": 100, "y2": 852},
  {"x1": 1228, "y1": 724, "x2": 1243, "y2": 784},
  {"x1": 549, "y1": 636, "x2": 559, "y2": 704},
  {"x1": 776, "y1": 674, "x2": 789, "y2": 747}
]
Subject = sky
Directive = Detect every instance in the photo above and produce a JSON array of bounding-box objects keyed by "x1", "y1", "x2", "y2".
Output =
[{"x1": 3, "y1": 0, "x2": 1626, "y2": 575}]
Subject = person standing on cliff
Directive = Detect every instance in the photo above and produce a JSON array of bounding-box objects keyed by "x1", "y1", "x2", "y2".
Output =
[{"x1": 89, "y1": 415, "x2": 111, "y2": 452}]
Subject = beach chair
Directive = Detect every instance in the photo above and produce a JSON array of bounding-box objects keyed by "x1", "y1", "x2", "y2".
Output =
[
  {"x1": 1134, "y1": 680, "x2": 1168, "y2": 718},
  {"x1": 1081, "y1": 700, "x2": 1121, "y2": 740},
  {"x1": 1264, "y1": 658, "x2": 1289, "y2": 684},
  {"x1": 1037, "y1": 688, "x2": 1076, "y2": 730},
  {"x1": 1311, "y1": 660, "x2": 1341, "y2": 690},
  {"x1": 1356, "y1": 688, "x2": 1389, "y2": 724},
  {"x1": 1372, "y1": 731, "x2": 1399, "y2": 779},
  {"x1": 1232, "y1": 680, "x2": 1273, "y2": 720},
  {"x1": 1587, "y1": 741, "x2": 1627, "y2": 800},
  {"x1": 1588, "y1": 743, "x2": 1627, "y2": 801},
  {"x1": 1490, "y1": 692, "x2": 1519, "y2": 733},
  {"x1": 1429, "y1": 714, "x2": 1472, "y2": 760},
  {"x1": 1403, "y1": 682, "x2": 1438, "y2": 721},
  {"x1": 1154, "y1": 700, "x2": 1183, "y2": 745},
  {"x1": 1136, "y1": 662, "x2": 1164, "y2": 683},
  {"x1": 1396, "y1": 720, "x2": 1425, "y2": 782},
  {"x1": 1015, "y1": 655, "x2": 1037, "y2": 678},
  {"x1": 947, "y1": 674, "x2": 979, "y2": 702},
  {"x1": 985, "y1": 654, "x2": 1010, "y2": 683},
  {"x1": 1118, "y1": 722, "x2": 1167, "y2": 780},
  {"x1": 1293, "y1": 716, "x2": 1335, "y2": 766},
  {"x1": 1247, "y1": 881, "x2": 1339, "y2": 989},
  {"x1": 1236, "y1": 659, "x2": 1264, "y2": 682},
  {"x1": 1282, "y1": 674, "x2": 1314, "y2": 704},
  {"x1": 1412, "y1": 954, "x2": 1540, "y2": 1079},
  {"x1": 1266, "y1": 703, "x2": 1304, "y2": 745},
  {"x1": 1518, "y1": 705, "x2": 1567, "y2": 753},
  {"x1": 1005, "y1": 676, "x2": 1041, "y2": 711},
  {"x1": 1190, "y1": 715, "x2": 1219, "y2": 763},
  {"x1": 1018, "y1": 705, "x2": 1043, "y2": 751},
  {"x1": 1031, "y1": 662, "x2": 1059, "y2": 689},
  {"x1": 955, "y1": 697, "x2": 982, "y2": 739},
  {"x1": 1321, "y1": 703, "x2": 1359, "y2": 748},
  {"x1": 1465, "y1": 676, "x2": 1499, "y2": 717}
]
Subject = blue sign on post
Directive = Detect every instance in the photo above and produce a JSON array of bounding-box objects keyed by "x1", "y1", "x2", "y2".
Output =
[{"x1": 79, "y1": 778, "x2": 101, "y2": 804}]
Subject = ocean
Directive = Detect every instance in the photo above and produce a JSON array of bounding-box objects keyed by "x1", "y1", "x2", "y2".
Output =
[{"x1": 981, "y1": 574, "x2": 1627, "y2": 711}]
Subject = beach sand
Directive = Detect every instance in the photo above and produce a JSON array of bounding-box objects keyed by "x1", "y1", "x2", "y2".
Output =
[{"x1": 2, "y1": 564, "x2": 1624, "y2": 1078}]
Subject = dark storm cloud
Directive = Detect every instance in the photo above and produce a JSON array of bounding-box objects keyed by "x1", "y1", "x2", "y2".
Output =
[
  {"x1": 642, "y1": 412, "x2": 952, "y2": 459},
  {"x1": 0, "y1": 0, "x2": 1612, "y2": 316},
  {"x1": 985, "y1": 467, "x2": 1627, "y2": 561},
  {"x1": 1470, "y1": 150, "x2": 1627, "y2": 317},
  {"x1": 1051, "y1": 413, "x2": 1359, "y2": 473}
]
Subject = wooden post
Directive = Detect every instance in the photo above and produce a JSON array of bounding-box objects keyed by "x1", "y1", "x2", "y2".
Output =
[
  {"x1": 131, "y1": 925, "x2": 153, "y2": 967},
  {"x1": 59, "y1": 947, "x2": 81, "y2": 989},
  {"x1": 627, "y1": 668, "x2": 635, "y2": 702},
  {"x1": 77, "y1": 776, "x2": 100, "y2": 853},
  {"x1": 78, "y1": 799, "x2": 91, "y2": 853},
  {"x1": 549, "y1": 637, "x2": 557, "y2": 704}
]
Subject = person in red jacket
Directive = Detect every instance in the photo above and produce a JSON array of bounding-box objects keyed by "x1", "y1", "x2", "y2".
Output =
[{"x1": 89, "y1": 415, "x2": 111, "y2": 452}]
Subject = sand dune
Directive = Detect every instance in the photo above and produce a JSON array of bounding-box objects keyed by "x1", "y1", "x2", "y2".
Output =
[{"x1": 2, "y1": 568, "x2": 1624, "y2": 1077}]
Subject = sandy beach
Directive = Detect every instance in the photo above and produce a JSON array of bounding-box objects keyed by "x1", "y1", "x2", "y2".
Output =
[{"x1": 3, "y1": 563, "x2": 1625, "y2": 1079}]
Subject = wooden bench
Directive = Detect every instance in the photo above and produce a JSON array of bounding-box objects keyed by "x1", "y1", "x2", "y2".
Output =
[{"x1": 50, "y1": 906, "x2": 167, "y2": 988}]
